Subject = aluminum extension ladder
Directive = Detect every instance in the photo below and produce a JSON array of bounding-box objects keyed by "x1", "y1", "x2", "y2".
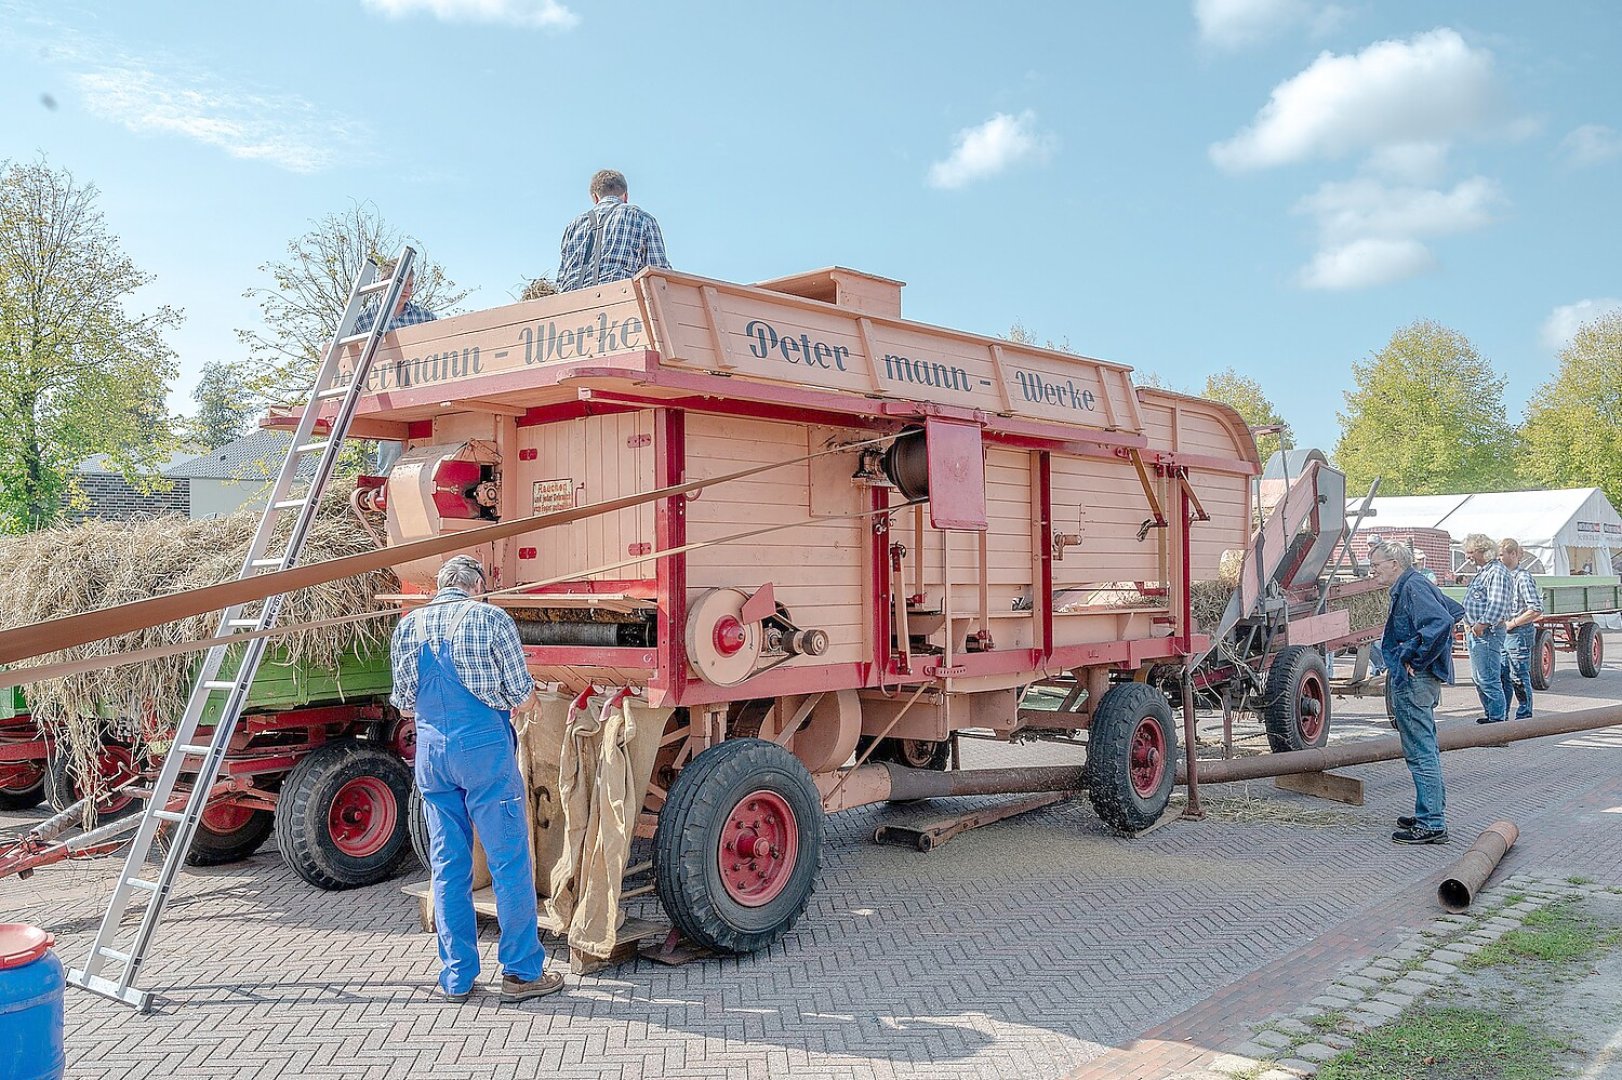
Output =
[{"x1": 68, "y1": 247, "x2": 417, "y2": 1011}]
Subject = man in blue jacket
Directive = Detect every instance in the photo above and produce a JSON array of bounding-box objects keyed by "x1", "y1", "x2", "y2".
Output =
[{"x1": 1369, "y1": 541, "x2": 1466, "y2": 845}]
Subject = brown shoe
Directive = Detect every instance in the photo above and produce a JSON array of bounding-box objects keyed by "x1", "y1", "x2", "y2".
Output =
[{"x1": 500, "y1": 971, "x2": 565, "y2": 1002}]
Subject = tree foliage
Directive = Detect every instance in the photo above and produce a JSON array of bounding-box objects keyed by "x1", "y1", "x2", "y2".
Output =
[
  {"x1": 1334, "y1": 320, "x2": 1517, "y2": 496},
  {"x1": 187, "y1": 361, "x2": 256, "y2": 449},
  {"x1": 1202, "y1": 366, "x2": 1293, "y2": 464},
  {"x1": 238, "y1": 201, "x2": 466, "y2": 404},
  {"x1": 1519, "y1": 311, "x2": 1622, "y2": 507},
  {"x1": 0, "y1": 159, "x2": 180, "y2": 531}
]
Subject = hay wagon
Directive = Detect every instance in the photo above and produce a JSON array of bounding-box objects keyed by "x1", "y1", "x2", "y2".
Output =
[
  {"x1": 0, "y1": 643, "x2": 418, "y2": 888},
  {"x1": 306, "y1": 263, "x2": 1362, "y2": 956},
  {"x1": 1441, "y1": 577, "x2": 1619, "y2": 689}
]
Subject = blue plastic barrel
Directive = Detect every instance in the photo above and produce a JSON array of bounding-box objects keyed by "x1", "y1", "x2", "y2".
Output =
[{"x1": 0, "y1": 924, "x2": 65, "y2": 1080}]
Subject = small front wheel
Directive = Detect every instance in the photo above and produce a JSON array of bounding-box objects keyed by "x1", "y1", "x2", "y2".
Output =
[
  {"x1": 654, "y1": 738, "x2": 823, "y2": 955},
  {"x1": 1263, "y1": 646, "x2": 1330, "y2": 753},
  {"x1": 1577, "y1": 622, "x2": 1603, "y2": 679}
]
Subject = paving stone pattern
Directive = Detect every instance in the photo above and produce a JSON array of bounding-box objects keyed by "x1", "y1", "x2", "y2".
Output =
[{"x1": 3, "y1": 673, "x2": 1620, "y2": 1079}]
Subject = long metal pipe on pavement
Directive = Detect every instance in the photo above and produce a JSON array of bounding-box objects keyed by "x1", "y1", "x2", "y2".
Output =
[
  {"x1": 1438, "y1": 821, "x2": 1519, "y2": 912},
  {"x1": 882, "y1": 762, "x2": 1087, "y2": 801},
  {"x1": 1176, "y1": 703, "x2": 1622, "y2": 786}
]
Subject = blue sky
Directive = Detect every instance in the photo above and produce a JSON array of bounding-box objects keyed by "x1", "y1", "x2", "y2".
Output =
[{"x1": 3, "y1": 0, "x2": 1619, "y2": 452}]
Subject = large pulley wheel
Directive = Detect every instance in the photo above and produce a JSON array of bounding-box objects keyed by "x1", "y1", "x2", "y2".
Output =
[
  {"x1": 654, "y1": 738, "x2": 823, "y2": 954},
  {"x1": 1263, "y1": 646, "x2": 1331, "y2": 753},
  {"x1": 1531, "y1": 628, "x2": 1555, "y2": 691},
  {"x1": 274, "y1": 739, "x2": 414, "y2": 890},
  {"x1": 1577, "y1": 622, "x2": 1603, "y2": 679},
  {"x1": 1085, "y1": 682, "x2": 1177, "y2": 833},
  {"x1": 686, "y1": 588, "x2": 764, "y2": 687}
]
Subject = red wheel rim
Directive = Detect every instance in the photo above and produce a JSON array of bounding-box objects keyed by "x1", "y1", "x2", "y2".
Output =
[
  {"x1": 75, "y1": 745, "x2": 139, "y2": 814},
  {"x1": 718, "y1": 790, "x2": 798, "y2": 907},
  {"x1": 0, "y1": 761, "x2": 44, "y2": 794},
  {"x1": 200, "y1": 799, "x2": 256, "y2": 834},
  {"x1": 1540, "y1": 640, "x2": 1555, "y2": 682},
  {"x1": 1297, "y1": 672, "x2": 1328, "y2": 743},
  {"x1": 1591, "y1": 633, "x2": 1604, "y2": 669},
  {"x1": 391, "y1": 717, "x2": 417, "y2": 765},
  {"x1": 1128, "y1": 716, "x2": 1167, "y2": 798},
  {"x1": 327, "y1": 777, "x2": 397, "y2": 858}
]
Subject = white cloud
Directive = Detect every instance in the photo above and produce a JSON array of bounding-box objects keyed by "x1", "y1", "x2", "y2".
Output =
[
  {"x1": 1292, "y1": 176, "x2": 1500, "y2": 290},
  {"x1": 74, "y1": 64, "x2": 370, "y2": 174},
  {"x1": 1194, "y1": 0, "x2": 1345, "y2": 50},
  {"x1": 1210, "y1": 29, "x2": 1505, "y2": 171},
  {"x1": 1559, "y1": 124, "x2": 1622, "y2": 167},
  {"x1": 927, "y1": 111, "x2": 1054, "y2": 190},
  {"x1": 1541, "y1": 298, "x2": 1622, "y2": 350},
  {"x1": 1360, "y1": 141, "x2": 1449, "y2": 185},
  {"x1": 360, "y1": 0, "x2": 579, "y2": 30},
  {"x1": 1298, "y1": 237, "x2": 1436, "y2": 290}
]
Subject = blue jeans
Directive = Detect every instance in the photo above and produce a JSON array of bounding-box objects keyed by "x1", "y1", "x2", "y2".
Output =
[
  {"x1": 1391, "y1": 673, "x2": 1446, "y2": 830},
  {"x1": 1467, "y1": 624, "x2": 1508, "y2": 722},
  {"x1": 1500, "y1": 625, "x2": 1535, "y2": 719}
]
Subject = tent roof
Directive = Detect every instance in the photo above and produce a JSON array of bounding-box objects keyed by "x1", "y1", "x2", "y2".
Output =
[{"x1": 1352, "y1": 488, "x2": 1621, "y2": 550}]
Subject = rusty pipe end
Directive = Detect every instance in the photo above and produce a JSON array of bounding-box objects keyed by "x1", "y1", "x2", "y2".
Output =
[{"x1": 1436, "y1": 820, "x2": 1520, "y2": 912}]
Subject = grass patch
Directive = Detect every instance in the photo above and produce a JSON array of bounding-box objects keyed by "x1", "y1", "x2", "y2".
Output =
[
  {"x1": 1309, "y1": 1009, "x2": 1349, "y2": 1033},
  {"x1": 1317, "y1": 1006, "x2": 1565, "y2": 1080},
  {"x1": 1467, "y1": 899, "x2": 1622, "y2": 969},
  {"x1": 1501, "y1": 891, "x2": 1527, "y2": 905},
  {"x1": 1567, "y1": 875, "x2": 1594, "y2": 886}
]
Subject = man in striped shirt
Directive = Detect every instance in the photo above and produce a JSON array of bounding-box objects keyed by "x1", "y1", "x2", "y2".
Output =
[
  {"x1": 1498, "y1": 537, "x2": 1543, "y2": 720},
  {"x1": 557, "y1": 169, "x2": 670, "y2": 292},
  {"x1": 1461, "y1": 533, "x2": 1516, "y2": 725}
]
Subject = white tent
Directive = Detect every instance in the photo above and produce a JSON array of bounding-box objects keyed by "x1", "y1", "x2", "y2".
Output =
[{"x1": 1352, "y1": 487, "x2": 1622, "y2": 577}]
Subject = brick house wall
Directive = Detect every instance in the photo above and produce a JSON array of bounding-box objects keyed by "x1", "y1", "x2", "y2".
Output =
[{"x1": 65, "y1": 473, "x2": 191, "y2": 524}]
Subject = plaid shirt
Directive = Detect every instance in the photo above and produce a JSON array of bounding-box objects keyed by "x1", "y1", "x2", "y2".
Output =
[
  {"x1": 354, "y1": 298, "x2": 438, "y2": 334},
  {"x1": 1463, "y1": 559, "x2": 1516, "y2": 626},
  {"x1": 390, "y1": 589, "x2": 535, "y2": 714},
  {"x1": 557, "y1": 197, "x2": 670, "y2": 291},
  {"x1": 1512, "y1": 566, "x2": 1543, "y2": 616}
]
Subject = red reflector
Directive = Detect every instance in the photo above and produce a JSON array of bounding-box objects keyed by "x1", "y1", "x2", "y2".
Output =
[
  {"x1": 518, "y1": 448, "x2": 538, "y2": 461},
  {"x1": 518, "y1": 548, "x2": 537, "y2": 560},
  {"x1": 627, "y1": 542, "x2": 652, "y2": 556}
]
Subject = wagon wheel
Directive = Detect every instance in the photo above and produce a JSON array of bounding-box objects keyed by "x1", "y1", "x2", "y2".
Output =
[
  {"x1": 274, "y1": 739, "x2": 414, "y2": 890},
  {"x1": 1530, "y1": 628, "x2": 1556, "y2": 691},
  {"x1": 408, "y1": 783, "x2": 431, "y2": 870},
  {"x1": 1085, "y1": 683, "x2": 1177, "y2": 834},
  {"x1": 185, "y1": 800, "x2": 274, "y2": 866},
  {"x1": 0, "y1": 758, "x2": 46, "y2": 811},
  {"x1": 45, "y1": 740, "x2": 143, "y2": 823},
  {"x1": 1577, "y1": 622, "x2": 1604, "y2": 679},
  {"x1": 654, "y1": 738, "x2": 823, "y2": 954},
  {"x1": 1262, "y1": 646, "x2": 1331, "y2": 753},
  {"x1": 863, "y1": 736, "x2": 951, "y2": 772}
]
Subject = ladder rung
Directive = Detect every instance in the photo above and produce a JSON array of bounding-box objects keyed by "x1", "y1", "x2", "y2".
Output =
[
  {"x1": 202, "y1": 681, "x2": 238, "y2": 691},
  {"x1": 271, "y1": 498, "x2": 308, "y2": 510},
  {"x1": 316, "y1": 384, "x2": 353, "y2": 399},
  {"x1": 250, "y1": 558, "x2": 285, "y2": 569},
  {"x1": 126, "y1": 877, "x2": 160, "y2": 892},
  {"x1": 296, "y1": 441, "x2": 330, "y2": 453},
  {"x1": 97, "y1": 947, "x2": 133, "y2": 964},
  {"x1": 226, "y1": 619, "x2": 260, "y2": 629},
  {"x1": 153, "y1": 810, "x2": 186, "y2": 824},
  {"x1": 338, "y1": 332, "x2": 373, "y2": 346},
  {"x1": 176, "y1": 744, "x2": 213, "y2": 757},
  {"x1": 359, "y1": 278, "x2": 394, "y2": 295}
]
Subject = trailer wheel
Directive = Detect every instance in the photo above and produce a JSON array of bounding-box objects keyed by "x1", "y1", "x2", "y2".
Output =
[
  {"x1": 0, "y1": 762, "x2": 46, "y2": 810},
  {"x1": 655, "y1": 738, "x2": 823, "y2": 955},
  {"x1": 1531, "y1": 628, "x2": 1555, "y2": 691},
  {"x1": 1577, "y1": 622, "x2": 1604, "y2": 679},
  {"x1": 1263, "y1": 646, "x2": 1331, "y2": 753},
  {"x1": 275, "y1": 739, "x2": 413, "y2": 890},
  {"x1": 408, "y1": 784, "x2": 431, "y2": 870},
  {"x1": 44, "y1": 742, "x2": 142, "y2": 823},
  {"x1": 185, "y1": 802, "x2": 274, "y2": 866},
  {"x1": 1085, "y1": 683, "x2": 1177, "y2": 834},
  {"x1": 865, "y1": 737, "x2": 951, "y2": 772}
]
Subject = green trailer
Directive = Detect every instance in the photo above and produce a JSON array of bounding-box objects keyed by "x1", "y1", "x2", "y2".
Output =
[
  {"x1": 1441, "y1": 575, "x2": 1619, "y2": 690},
  {"x1": 0, "y1": 642, "x2": 416, "y2": 890}
]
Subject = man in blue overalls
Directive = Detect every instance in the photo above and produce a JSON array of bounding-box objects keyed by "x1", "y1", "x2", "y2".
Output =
[{"x1": 390, "y1": 555, "x2": 563, "y2": 1002}]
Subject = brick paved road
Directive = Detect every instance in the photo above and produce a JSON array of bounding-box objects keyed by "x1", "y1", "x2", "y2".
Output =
[{"x1": 4, "y1": 663, "x2": 1620, "y2": 1079}]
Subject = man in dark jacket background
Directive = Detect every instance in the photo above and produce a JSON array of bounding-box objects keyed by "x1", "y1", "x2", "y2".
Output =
[{"x1": 1370, "y1": 541, "x2": 1466, "y2": 845}]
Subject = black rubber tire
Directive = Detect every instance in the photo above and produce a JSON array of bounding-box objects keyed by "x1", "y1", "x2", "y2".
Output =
[
  {"x1": 1531, "y1": 628, "x2": 1555, "y2": 691},
  {"x1": 43, "y1": 744, "x2": 141, "y2": 823},
  {"x1": 1263, "y1": 646, "x2": 1331, "y2": 753},
  {"x1": 185, "y1": 808, "x2": 274, "y2": 866},
  {"x1": 0, "y1": 767, "x2": 46, "y2": 811},
  {"x1": 867, "y1": 736, "x2": 951, "y2": 771},
  {"x1": 1577, "y1": 622, "x2": 1603, "y2": 679},
  {"x1": 1085, "y1": 683, "x2": 1178, "y2": 834},
  {"x1": 654, "y1": 738, "x2": 823, "y2": 955},
  {"x1": 408, "y1": 784, "x2": 432, "y2": 870},
  {"x1": 274, "y1": 739, "x2": 414, "y2": 890}
]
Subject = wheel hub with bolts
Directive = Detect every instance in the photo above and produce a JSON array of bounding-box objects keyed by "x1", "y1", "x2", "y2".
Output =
[
  {"x1": 327, "y1": 776, "x2": 396, "y2": 858},
  {"x1": 720, "y1": 791, "x2": 798, "y2": 907},
  {"x1": 1129, "y1": 718, "x2": 1166, "y2": 798}
]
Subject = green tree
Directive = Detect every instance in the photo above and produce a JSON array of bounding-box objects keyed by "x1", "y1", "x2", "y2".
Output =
[
  {"x1": 1334, "y1": 320, "x2": 1517, "y2": 496},
  {"x1": 1202, "y1": 367, "x2": 1293, "y2": 463},
  {"x1": 0, "y1": 159, "x2": 180, "y2": 530},
  {"x1": 238, "y1": 201, "x2": 466, "y2": 404},
  {"x1": 1520, "y1": 311, "x2": 1622, "y2": 507},
  {"x1": 186, "y1": 361, "x2": 256, "y2": 449}
]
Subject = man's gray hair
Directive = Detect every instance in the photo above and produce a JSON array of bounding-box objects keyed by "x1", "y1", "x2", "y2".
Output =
[
  {"x1": 1375, "y1": 540, "x2": 1415, "y2": 572},
  {"x1": 1463, "y1": 532, "x2": 1497, "y2": 555},
  {"x1": 590, "y1": 169, "x2": 628, "y2": 199},
  {"x1": 438, "y1": 555, "x2": 486, "y2": 593}
]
